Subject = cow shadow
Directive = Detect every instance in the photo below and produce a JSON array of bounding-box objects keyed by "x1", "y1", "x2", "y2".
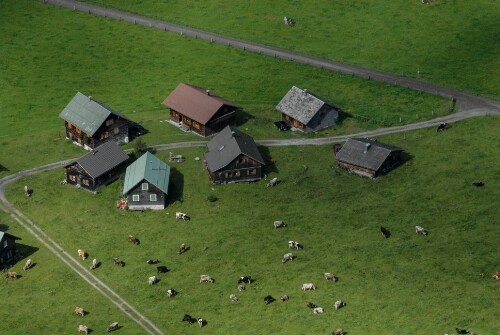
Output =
[
  {"x1": 178, "y1": 246, "x2": 190, "y2": 255},
  {"x1": 167, "y1": 167, "x2": 184, "y2": 205},
  {"x1": 235, "y1": 109, "x2": 255, "y2": 127},
  {"x1": 258, "y1": 146, "x2": 279, "y2": 175}
]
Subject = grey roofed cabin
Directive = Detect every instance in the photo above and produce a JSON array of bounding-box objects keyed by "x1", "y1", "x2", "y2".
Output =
[
  {"x1": 0, "y1": 231, "x2": 21, "y2": 268},
  {"x1": 335, "y1": 138, "x2": 404, "y2": 178},
  {"x1": 65, "y1": 141, "x2": 129, "y2": 192},
  {"x1": 276, "y1": 86, "x2": 341, "y2": 133},
  {"x1": 204, "y1": 125, "x2": 265, "y2": 184}
]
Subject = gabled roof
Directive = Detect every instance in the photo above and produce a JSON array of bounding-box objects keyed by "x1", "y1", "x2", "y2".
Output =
[
  {"x1": 59, "y1": 92, "x2": 129, "y2": 136},
  {"x1": 162, "y1": 83, "x2": 239, "y2": 125},
  {"x1": 336, "y1": 138, "x2": 403, "y2": 171},
  {"x1": 122, "y1": 152, "x2": 170, "y2": 195},
  {"x1": 68, "y1": 141, "x2": 129, "y2": 179},
  {"x1": 276, "y1": 86, "x2": 333, "y2": 125},
  {"x1": 0, "y1": 231, "x2": 21, "y2": 242},
  {"x1": 205, "y1": 126, "x2": 265, "y2": 172}
]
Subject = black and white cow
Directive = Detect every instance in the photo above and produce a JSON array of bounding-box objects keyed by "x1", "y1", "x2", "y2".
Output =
[
  {"x1": 288, "y1": 240, "x2": 303, "y2": 250},
  {"x1": 334, "y1": 300, "x2": 345, "y2": 310},
  {"x1": 264, "y1": 295, "x2": 275, "y2": 305},
  {"x1": 167, "y1": 288, "x2": 177, "y2": 297},
  {"x1": 415, "y1": 225, "x2": 428, "y2": 235},
  {"x1": 380, "y1": 226, "x2": 390, "y2": 238},
  {"x1": 146, "y1": 259, "x2": 160, "y2": 264},
  {"x1": 157, "y1": 265, "x2": 169, "y2": 273},
  {"x1": 238, "y1": 276, "x2": 252, "y2": 284},
  {"x1": 437, "y1": 122, "x2": 448, "y2": 132}
]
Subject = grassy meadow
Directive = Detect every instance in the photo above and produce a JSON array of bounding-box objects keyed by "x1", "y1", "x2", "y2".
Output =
[
  {"x1": 3, "y1": 116, "x2": 500, "y2": 334},
  {"x1": 81, "y1": 0, "x2": 500, "y2": 100},
  {"x1": 0, "y1": 0, "x2": 449, "y2": 178}
]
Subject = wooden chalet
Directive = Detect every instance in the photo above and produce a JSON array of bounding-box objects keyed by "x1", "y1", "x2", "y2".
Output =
[
  {"x1": 204, "y1": 125, "x2": 265, "y2": 184},
  {"x1": 335, "y1": 138, "x2": 404, "y2": 178},
  {"x1": 0, "y1": 231, "x2": 21, "y2": 268},
  {"x1": 65, "y1": 141, "x2": 129, "y2": 192},
  {"x1": 162, "y1": 83, "x2": 239, "y2": 137},
  {"x1": 122, "y1": 152, "x2": 170, "y2": 210},
  {"x1": 276, "y1": 86, "x2": 341, "y2": 133},
  {"x1": 60, "y1": 92, "x2": 132, "y2": 150}
]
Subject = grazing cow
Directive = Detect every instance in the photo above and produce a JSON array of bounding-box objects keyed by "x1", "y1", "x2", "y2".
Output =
[
  {"x1": 5, "y1": 271, "x2": 17, "y2": 279},
  {"x1": 128, "y1": 235, "x2": 140, "y2": 245},
  {"x1": 455, "y1": 328, "x2": 469, "y2": 335},
  {"x1": 90, "y1": 258, "x2": 98, "y2": 270},
  {"x1": 107, "y1": 322, "x2": 119, "y2": 332},
  {"x1": 200, "y1": 274, "x2": 214, "y2": 283},
  {"x1": 334, "y1": 300, "x2": 345, "y2": 310},
  {"x1": 415, "y1": 225, "x2": 428, "y2": 235},
  {"x1": 157, "y1": 265, "x2": 169, "y2": 274},
  {"x1": 146, "y1": 259, "x2": 160, "y2": 264},
  {"x1": 74, "y1": 307, "x2": 85, "y2": 317},
  {"x1": 324, "y1": 273, "x2": 338, "y2": 282},
  {"x1": 332, "y1": 328, "x2": 344, "y2": 335},
  {"x1": 437, "y1": 122, "x2": 448, "y2": 132},
  {"x1": 182, "y1": 314, "x2": 195, "y2": 323},
  {"x1": 112, "y1": 258, "x2": 125, "y2": 267},
  {"x1": 280, "y1": 295, "x2": 289, "y2": 302},
  {"x1": 273, "y1": 220, "x2": 286, "y2": 229},
  {"x1": 306, "y1": 302, "x2": 317, "y2": 309},
  {"x1": 197, "y1": 318, "x2": 205, "y2": 328},
  {"x1": 302, "y1": 283, "x2": 316, "y2": 291},
  {"x1": 472, "y1": 181, "x2": 485, "y2": 187},
  {"x1": 237, "y1": 284, "x2": 246, "y2": 291},
  {"x1": 238, "y1": 276, "x2": 252, "y2": 284},
  {"x1": 267, "y1": 177, "x2": 279, "y2": 187},
  {"x1": 492, "y1": 271, "x2": 500, "y2": 280},
  {"x1": 78, "y1": 324, "x2": 89, "y2": 334},
  {"x1": 264, "y1": 295, "x2": 275, "y2": 305},
  {"x1": 229, "y1": 294, "x2": 238, "y2": 302},
  {"x1": 176, "y1": 212, "x2": 190, "y2": 221},
  {"x1": 288, "y1": 240, "x2": 303, "y2": 250},
  {"x1": 23, "y1": 258, "x2": 33, "y2": 271},
  {"x1": 313, "y1": 307, "x2": 324, "y2": 314},
  {"x1": 380, "y1": 226, "x2": 390, "y2": 238},
  {"x1": 77, "y1": 249, "x2": 87, "y2": 260},
  {"x1": 149, "y1": 276, "x2": 158, "y2": 285},
  {"x1": 178, "y1": 243, "x2": 187, "y2": 255},
  {"x1": 167, "y1": 288, "x2": 177, "y2": 297},
  {"x1": 282, "y1": 252, "x2": 294, "y2": 263}
]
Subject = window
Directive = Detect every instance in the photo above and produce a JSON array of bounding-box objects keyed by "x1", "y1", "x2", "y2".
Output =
[
  {"x1": 114, "y1": 127, "x2": 120, "y2": 135},
  {"x1": 106, "y1": 119, "x2": 114, "y2": 126},
  {"x1": 3, "y1": 240, "x2": 7, "y2": 248},
  {"x1": 235, "y1": 171, "x2": 240, "y2": 177},
  {"x1": 248, "y1": 169, "x2": 257, "y2": 176},
  {"x1": 69, "y1": 175, "x2": 76, "y2": 181},
  {"x1": 82, "y1": 179, "x2": 90, "y2": 186},
  {"x1": 150, "y1": 194, "x2": 157, "y2": 202},
  {"x1": 141, "y1": 183, "x2": 149, "y2": 191},
  {"x1": 132, "y1": 194, "x2": 140, "y2": 202},
  {"x1": 193, "y1": 122, "x2": 200, "y2": 130}
]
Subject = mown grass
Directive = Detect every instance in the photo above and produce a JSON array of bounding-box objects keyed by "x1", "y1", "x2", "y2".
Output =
[
  {"x1": 81, "y1": 0, "x2": 500, "y2": 100},
  {"x1": 3, "y1": 116, "x2": 500, "y2": 334},
  {"x1": 0, "y1": 0, "x2": 448, "y2": 179}
]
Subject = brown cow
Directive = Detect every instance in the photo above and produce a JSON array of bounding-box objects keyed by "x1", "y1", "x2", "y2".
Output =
[
  {"x1": 77, "y1": 249, "x2": 87, "y2": 260},
  {"x1": 332, "y1": 328, "x2": 344, "y2": 335},
  {"x1": 5, "y1": 271, "x2": 17, "y2": 279},
  {"x1": 74, "y1": 307, "x2": 85, "y2": 317},
  {"x1": 492, "y1": 271, "x2": 500, "y2": 280}
]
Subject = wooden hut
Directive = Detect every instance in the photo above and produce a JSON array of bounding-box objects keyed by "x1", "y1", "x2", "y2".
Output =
[
  {"x1": 0, "y1": 231, "x2": 21, "y2": 268},
  {"x1": 204, "y1": 126, "x2": 265, "y2": 184}
]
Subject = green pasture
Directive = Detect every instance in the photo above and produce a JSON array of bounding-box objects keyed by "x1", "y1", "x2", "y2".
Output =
[
  {"x1": 3, "y1": 116, "x2": 499, "y2": 334},
  {"x1": 81, "y1": 0, "x2": 500, "y2": 100},
  {"x1": 0, "y1": 0, "x2": 449, "y2": 178}
]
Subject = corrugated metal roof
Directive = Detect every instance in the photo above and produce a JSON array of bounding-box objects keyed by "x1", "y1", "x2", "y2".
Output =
[
  {"x1": 70, "y1": 141, "x2": 129, "y2": 179},
  {"x1": 162, "y1": 83, "x2": 239, "y2": 125},
  {"x1": 276, "y1": 86, "x2": 331, "y2": 125},
  {"x1": 336, "y1": 138, "x2": 403, "y2": 171},
  {"x1": 0, "y1": 231, "x2": 21, "y2": 242},
  {"x1": 59, "y1": 92, "x2": 129, "y2": 136},
  {"x1": 205, "y1": 126, "x2": 265, "y2": 172},
  {"x1": 122, "y1": 152, "x2": 170, "y2": 195}
]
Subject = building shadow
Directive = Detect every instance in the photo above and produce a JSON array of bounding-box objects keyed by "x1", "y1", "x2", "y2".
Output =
[
  {"x1": 258, "y1": 146, "x2": 279, "y2": 175},
  {"x1": 0, "y1": 224, "x2": 9, "y2": 232},
  {"x1": 235, "y1": 109, "x2": 255, "y2": 127},
  {"x1": 167, "y1": 167, "x2": 184, "y2": 205},
  {"x1": 0, "y1": 164, "x2": 8, "y2": 172},
  {"x1": 16, "y1": 244, "x2": 40, "y2": 260}
]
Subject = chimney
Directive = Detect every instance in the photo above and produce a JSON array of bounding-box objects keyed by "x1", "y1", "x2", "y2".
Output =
[
  {"x1": 206, "y1": 90, "x2": 210, "y2": 96},
  {"x1": 231, "y1": 131, "x2": 236, "y2": 137},
  {"x1": 364, "y1": 143, "x2": 371, "y2": 153}
]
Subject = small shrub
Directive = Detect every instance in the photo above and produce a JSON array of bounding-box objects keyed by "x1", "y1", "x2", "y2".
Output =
[{"x1": 207, "y1": 194, "x2": 218, "y2": 202}]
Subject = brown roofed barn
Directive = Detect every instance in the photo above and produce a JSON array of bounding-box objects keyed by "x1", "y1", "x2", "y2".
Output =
[{"x1": 162, "y1": 83, "x2": 239, "y2": 137}]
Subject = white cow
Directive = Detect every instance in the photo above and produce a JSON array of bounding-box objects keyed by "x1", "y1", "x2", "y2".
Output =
[
  {"x1": 324, "y1": 272, "x2": 338, "y2": 282},
  {"x1": 149, "y1": 275, "x2": 158, "y2": 285},
  {"x1": 78, "y1": 325, "x2": 89, "y2": 334},
  {"x1": 302, "y1": 283, "x2": 316, "y2": 291},
  {"x1": 313, "y1": 307, "x2": 324, "y2": 314},
  {"x1": 282, "y1": 252, "x2": 294, "y2": 263},
  {"x1": 176, "y1": 212, "x2": 190, "y2": 221},
  {"x1": 90, "y1": 258, "x2": 98, "y2": 270},
  {"x1": 274, "y1": 220, "x2": 286, "y2": 229},
  {"x1": 229, "y1": 294, "x2": 238, "y2": 302},
  {"x1": 415, "y1": 225, "x2": 428, "y2": 235},
  {"x1": 200, "y1": 274, "x2": 214, "y2": 283}
]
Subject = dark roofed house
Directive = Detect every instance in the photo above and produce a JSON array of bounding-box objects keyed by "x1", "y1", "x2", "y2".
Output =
[
  {"x1": 60, "y1": 92, "x2": 131, "y2": 150},
  {"x1": 335, "y1": 138, "x2": 404, "y2": 178},
  {"x1": 204, "y1": 126, "x2": 265, "y2": 184},
  {"x1": 0, "y1": 231, "x2": 21, "y2": 269},
  {"x1": 276, "y1": 86, "x2": 341, "y2": 133},
  {"x1": 65, "y1": 141, "x2": 129, "y2": 192},
  {"x1": 162, "y1": 83, "x2": 239, "y2": 137},
  {"x1": 122, "y1": 152, "x2": 170, "y2": 210}
]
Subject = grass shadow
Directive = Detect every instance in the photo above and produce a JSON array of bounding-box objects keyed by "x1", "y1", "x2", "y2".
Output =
[{"x1": 167, "y1": 167, "x2": 184, "y2": 205}]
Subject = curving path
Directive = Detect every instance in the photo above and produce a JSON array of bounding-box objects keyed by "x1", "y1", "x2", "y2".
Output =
[{"x1": 3, "y1": 1, "x2": 500, "y2": 333}]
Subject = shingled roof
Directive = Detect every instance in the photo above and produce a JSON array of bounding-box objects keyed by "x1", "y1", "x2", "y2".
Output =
[
  {"x1": 59, "y1": 92, "x2": 129, "y2": 136},
  {"x1": 336, "y1": 138, "x2": 403, "y2": 172},
  {"x1": 122, "y1": 152, "x2": 170, "y2": 195},
  {"x1": 276, "y1": 86, "x2": 332, "y2": 125},
  {"x1": 162, "y1": 83, "x2": 239, "y2": 125},
  {"x1": 68, "y1": 141, "x2": 129, "y2": 179},
  {"x1": 205, "y1": 126, "x2": 265, "y2": 172}
]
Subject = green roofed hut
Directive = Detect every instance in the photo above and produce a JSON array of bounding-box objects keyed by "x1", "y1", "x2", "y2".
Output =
[
  {"x1": 123, "y1": 152, "x2": 171, "y2": 210},
  {"x1": 204, "y1": 125, "x2": 265, "y2": 184},
  {"x1": 59, "y1": 92, "x2": 132, "y2": 150}
]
